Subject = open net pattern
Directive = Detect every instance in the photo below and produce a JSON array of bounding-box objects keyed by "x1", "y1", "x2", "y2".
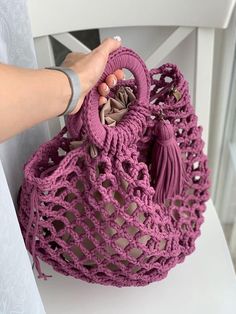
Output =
[
  {"x1": 142, "y1": 64, "x2": 210, "y2": 259},
  {"x1": 17, "y1": 64, "x2": 210, "y2": 287}
]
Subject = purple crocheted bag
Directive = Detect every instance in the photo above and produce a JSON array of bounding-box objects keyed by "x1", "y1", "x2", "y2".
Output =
[{"x1": 17, "y1": 47, "x2": 210, "y2": 287}]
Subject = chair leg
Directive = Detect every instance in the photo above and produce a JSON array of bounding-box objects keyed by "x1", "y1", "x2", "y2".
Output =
[{"x1": 194, "y1": 27, "x2": 215, "y2": 153}]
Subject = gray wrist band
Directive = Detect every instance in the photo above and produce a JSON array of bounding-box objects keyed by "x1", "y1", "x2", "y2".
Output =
[{"x1": 45, "y1": 66, "x2": 81, "y2": 116}]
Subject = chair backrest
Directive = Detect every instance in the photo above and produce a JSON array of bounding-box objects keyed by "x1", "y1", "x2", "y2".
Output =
[{"x1": 27, "y1": 0, "x2": 236, "y2": 153}]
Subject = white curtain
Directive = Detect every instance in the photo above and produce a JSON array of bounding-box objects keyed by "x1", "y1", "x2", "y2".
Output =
[{"x1": 0, "y1": 0, "x2": 50, "y2": 313}]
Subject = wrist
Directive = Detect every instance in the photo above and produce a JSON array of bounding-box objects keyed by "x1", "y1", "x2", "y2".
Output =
[
  {"x1": 45, "y1": 67, "x2": 82, "y2": 116},
  {"x1": 39, "y1": 68, "x2": 72, "y2": 117}
]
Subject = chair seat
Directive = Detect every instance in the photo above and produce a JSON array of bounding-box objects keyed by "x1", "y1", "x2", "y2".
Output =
[{"x1": 36, "y1": 199, "x2": 236, "y2": 314}]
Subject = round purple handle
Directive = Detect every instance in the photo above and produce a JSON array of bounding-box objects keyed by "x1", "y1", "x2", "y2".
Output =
[{"x1": 83, "y1": 47, "x2": 150, "y2": 149}]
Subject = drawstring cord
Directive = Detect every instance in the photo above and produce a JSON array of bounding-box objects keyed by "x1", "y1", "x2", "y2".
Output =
[{"x1": 25, "y1": 185, "x2": 51, "y2": 280}]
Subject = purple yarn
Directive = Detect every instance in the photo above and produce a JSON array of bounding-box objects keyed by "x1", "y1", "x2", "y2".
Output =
[
  {"x1": 17, "y1": 47, "x2": 210, "y2": 287},
  {"x1": 150, "y1": 119, "x2": 189, "y2": 203}
]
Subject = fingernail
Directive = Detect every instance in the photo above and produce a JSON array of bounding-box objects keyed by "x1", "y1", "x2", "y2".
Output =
[
  {"x1": 113, "y1": 35, "x2": 121, "y2": 42},
  {"x1": 112, "y1": 78, "x2": 117, "y2": 86}
]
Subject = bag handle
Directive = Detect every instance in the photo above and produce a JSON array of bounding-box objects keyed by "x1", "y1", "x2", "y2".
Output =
[{"x1": 82, "y1": 46, "x2": 151, "y2": 149}]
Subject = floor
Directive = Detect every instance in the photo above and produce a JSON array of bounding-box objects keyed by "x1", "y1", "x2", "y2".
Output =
[{"x1": 223, "y1": 223, "x2": 236, "y2": 270}]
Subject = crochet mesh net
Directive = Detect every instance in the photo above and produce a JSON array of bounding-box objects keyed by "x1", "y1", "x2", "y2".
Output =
[{"x1": 17, "y1": 47, "x2": 210, "y2": 287}]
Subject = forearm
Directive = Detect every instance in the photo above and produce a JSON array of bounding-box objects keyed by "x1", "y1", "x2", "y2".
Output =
[
  {"x1": 0, "y1": 37, "x2": 122, "y2": 142},
  {"x1": 0, "y1": 64, "x2": 71, "y2": 142}
]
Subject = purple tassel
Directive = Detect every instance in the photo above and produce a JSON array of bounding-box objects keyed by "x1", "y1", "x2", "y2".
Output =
[{"x1": 151, "y1": 119, "x2": 186, "y2": 203}]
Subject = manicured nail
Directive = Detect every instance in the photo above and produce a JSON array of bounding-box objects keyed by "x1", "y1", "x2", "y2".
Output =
[
  {"x1": 113, "y1": 35, "x2": 121, "y2": 42},
  {"x1": 114, "y1": 69, "x2": 124, "y2": 80},
  {"x1": 98, "y1": 83, "x2": 110, "y2": 96},
  {"x1": 105, "y1": 74, "x2": 117, "y2": 87}
]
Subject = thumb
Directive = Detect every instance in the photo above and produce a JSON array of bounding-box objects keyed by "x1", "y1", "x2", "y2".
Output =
[{"x1": 94, "y1": 36, "x2": 122, "y2": 58}]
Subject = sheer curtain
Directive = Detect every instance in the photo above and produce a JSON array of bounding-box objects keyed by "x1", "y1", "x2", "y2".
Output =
[{"x1": 0, "y1": 0, "x2": 50, "y2": 313}]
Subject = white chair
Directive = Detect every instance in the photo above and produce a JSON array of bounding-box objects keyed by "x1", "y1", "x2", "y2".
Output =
[{"x1": 27, "y1": 1, "x2": 236, "y2": 313}]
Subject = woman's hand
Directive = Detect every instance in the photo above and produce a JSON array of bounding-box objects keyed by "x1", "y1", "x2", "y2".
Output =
[
  {"x1": 0, "y1": 36, "x2": 124, "y2": 142},
  {"x1": 61, "y1": 36, "x2": 124, "y2": 115}
]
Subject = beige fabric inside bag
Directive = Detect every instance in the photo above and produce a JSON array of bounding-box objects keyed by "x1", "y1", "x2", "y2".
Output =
[{"x1": 69, "y1": 86, "x2": 136, "y2": 151}]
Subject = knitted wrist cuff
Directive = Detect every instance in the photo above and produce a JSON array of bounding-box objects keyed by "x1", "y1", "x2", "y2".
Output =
[{"x1": 45, "y1": 66, "x2": 81, "y2": 116}]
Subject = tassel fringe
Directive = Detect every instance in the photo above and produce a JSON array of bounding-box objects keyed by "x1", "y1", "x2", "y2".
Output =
[{"x1": 151, "y1": 119, "x2": 188, "y2": 203}]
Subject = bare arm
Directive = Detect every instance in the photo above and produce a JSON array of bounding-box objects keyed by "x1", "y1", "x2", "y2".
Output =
[
  {"x1": 0, "y1": 65, "x2": 71, "y2": 141},
  {"x1": 0, "y1": 37, "x2": 122, "y2": 142}
]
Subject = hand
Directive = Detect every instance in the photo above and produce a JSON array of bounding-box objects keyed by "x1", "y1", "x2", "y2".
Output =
[
  {"x1": 0, "y1": 36, "x2": 125, "y2": 142},
  {"x1": 61, "y1": 36, "x2": 124, "y2": 115}
]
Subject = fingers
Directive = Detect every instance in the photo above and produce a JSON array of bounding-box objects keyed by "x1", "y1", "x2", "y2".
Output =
[
  {"x1": 94, "y1": 35, "x2": 124, "y2": 106},
  {"x1": 98, "y1": 82, "x2": 109, "y2": 97},
  {"x1": 114, "y1": 69, "x2": 124, "y2": 80},
  {"x1": 98, "y1": 68, "x2": 125, "y2": 105},
  {"x1": 99, "y1": 96, "x2": 108, "y2": 106},
  {"x1": 94, "y1": 36, "x2": 122, "y2": 60},
  {"x1": 106, "y1": 74, "x2": 117, "y2": 89}
]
